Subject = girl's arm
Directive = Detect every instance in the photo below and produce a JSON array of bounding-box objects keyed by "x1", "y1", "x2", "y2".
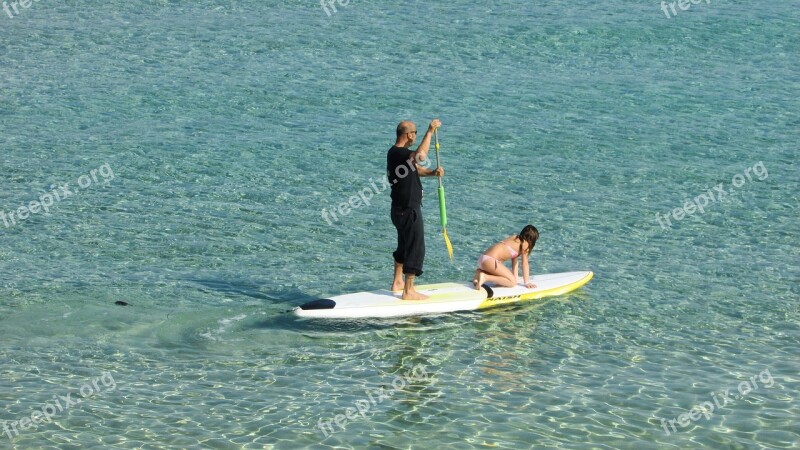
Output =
[
  {"x1": 522, "y1": 252, "x2": 536, "y2": 288},
  {"x1": 511, "y1": 257, "x2": 519, "y2": 279}
]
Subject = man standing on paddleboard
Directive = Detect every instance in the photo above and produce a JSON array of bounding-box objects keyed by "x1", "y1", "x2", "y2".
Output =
[{"x1": 387, "y1": 119, "x2": 444, "y2": 300}]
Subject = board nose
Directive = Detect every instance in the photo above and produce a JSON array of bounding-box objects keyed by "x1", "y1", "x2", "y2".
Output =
[{"x1": 298, "y1": 299, "x2": 337, "y2": 310}]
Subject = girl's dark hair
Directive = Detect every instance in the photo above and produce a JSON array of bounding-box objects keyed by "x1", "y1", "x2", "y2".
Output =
[{"x1": 518, "y1": 225, "x2": 539, "y2": 255}]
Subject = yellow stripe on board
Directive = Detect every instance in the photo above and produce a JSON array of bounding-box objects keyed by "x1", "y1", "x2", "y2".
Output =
[{"x1": 476, "y1": 271, "x2": 594, "y2": 310}]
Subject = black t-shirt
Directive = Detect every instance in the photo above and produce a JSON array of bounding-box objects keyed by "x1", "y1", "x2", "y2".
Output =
[{"x1": 386, "y1": 146, "x2": 423, "y2": 207}]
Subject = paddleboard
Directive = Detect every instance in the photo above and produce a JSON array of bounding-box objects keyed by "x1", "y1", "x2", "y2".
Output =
[{"x1": 295, "y1": 271, "x2": 593, "y2": 319}]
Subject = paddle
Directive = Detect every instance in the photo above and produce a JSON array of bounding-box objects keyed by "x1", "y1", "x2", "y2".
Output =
[{"x1": 434, "y1": 129, "x2": 454, "y2": 261}]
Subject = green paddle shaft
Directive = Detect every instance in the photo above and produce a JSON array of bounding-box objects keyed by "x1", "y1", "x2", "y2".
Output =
[
  {"x1": 434, "y1": 129, "x2": 447, "y2": 228},
  {"x1": 438, "y1": 185, "x2": 447, "y2": 228}
]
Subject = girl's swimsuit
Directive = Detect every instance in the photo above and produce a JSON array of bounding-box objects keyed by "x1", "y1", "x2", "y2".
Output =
[
  {"x1": 477, "y1": 242, "x2": 520, "y2": 269},
  {"x1": 504, "y1": 242, "x2": 520, "y2": 259}
]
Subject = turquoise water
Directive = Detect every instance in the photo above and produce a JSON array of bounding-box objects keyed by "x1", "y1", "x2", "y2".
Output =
[{"x1": 1, "y1": 0, "x2": 798, "y2": 448}]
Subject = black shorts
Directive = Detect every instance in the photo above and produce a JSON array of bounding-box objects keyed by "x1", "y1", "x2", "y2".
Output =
[{"x1": 391, "y1": 204, "x2": 425, "y2": 276}]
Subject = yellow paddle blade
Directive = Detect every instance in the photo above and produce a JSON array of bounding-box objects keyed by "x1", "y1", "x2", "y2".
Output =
[{"x1": 443, "y1": 227, "x2": 454, "y2": 262}]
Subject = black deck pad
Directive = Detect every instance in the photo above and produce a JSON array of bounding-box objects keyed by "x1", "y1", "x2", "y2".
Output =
[{"x1": 299, "y1": 299, "x2": 337, "y2": 310}]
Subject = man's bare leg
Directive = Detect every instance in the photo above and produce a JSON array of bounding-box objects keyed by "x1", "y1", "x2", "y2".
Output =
[
  {"x1": 402, "y1": 274, "x2": 429, "y2": 300},
  {"x1": 391, "y1": 262, "x2": 404, "y2": 292}
]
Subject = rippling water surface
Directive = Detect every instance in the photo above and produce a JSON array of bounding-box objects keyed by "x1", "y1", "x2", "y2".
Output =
[{"x1": 1, "y1": 0, "x2": 798, "y2": 448}]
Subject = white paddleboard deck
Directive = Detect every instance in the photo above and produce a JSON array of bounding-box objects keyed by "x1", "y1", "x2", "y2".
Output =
[{"x1": 295, "y1": 271, "x2": 593, "y2": 319}]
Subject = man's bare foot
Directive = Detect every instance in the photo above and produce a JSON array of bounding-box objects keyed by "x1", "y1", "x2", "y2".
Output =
[
  {"x1": 402, "y1": 290, "x2": 429, "y2": 301},
  {"x1": 472, "y1": 270, "x2": 481, "y2": 289},
  {"x1": 474, "y1": 272, "x2": 486, "y2": 290},
  {"x1": 391, "y1": 281, "x2": 404, "y2": 292}
]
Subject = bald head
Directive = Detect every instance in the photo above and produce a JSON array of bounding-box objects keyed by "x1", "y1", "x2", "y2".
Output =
[{"x1": 396, "y1": 121, "x2": 416, "y2": 139}]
